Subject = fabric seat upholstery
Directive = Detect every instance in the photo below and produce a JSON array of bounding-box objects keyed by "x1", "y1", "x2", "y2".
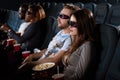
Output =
[
  {"x1": 95, "y1": 24, "x2": 119, "y2": 80},
  {"x1": 41, "y1": 16, "x2": 60, "y2": 49},
  {"x1": 105, "y1": 37, "x2": 120, "y2": 80},
  {"x1": 105, "y1": 3, "x2": 120, "y2": 26},
  {"x1": 94, "y1": 3, "x2": 112, "y2": 24}
]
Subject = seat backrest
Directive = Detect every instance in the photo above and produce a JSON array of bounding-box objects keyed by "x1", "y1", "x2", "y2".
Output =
[
  {"x1": 41, "y1": 2, "x2": 50, "y2": 11},
  {"x1": 5, "y1": 10, "x2": 23, "y2": 31},
  {"x1": 84, "y1": 2, "x2": 96, "y2": 14},
  {"x1": 94, "y1": 3, "x2": 112, "y2": 24},
  {"x1": 41, "y1": 16, "x2": 60, "y2": 49},
  {"x1": 105, "y1": 37, "x2": 120, "y2": 80},
  {"x1": 46, "y1": 3, "x2": 64, "y2": 18},
  {"x1": 74, "y1": 2, "x2": 84, "y2": 8},
  {"x1": 0, "y1": 8, "x2": 8, "y2": 24},
  {"x1": 45, "y1": 2, "x2": 58, "y2": 17},
  {"x1": 107, "y1": 0, "x2": 119, "y2": 4},
  {"x1": 95, "y1": 24, "x2": 119, "y2": 80},
  {"x1": 105, "y1": 3, "x2": 120, "y2": 26}
]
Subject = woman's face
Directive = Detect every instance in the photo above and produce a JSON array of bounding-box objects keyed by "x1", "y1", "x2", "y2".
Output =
[
  {"x1": 69, "y1": 15, "x2": 78, "y2": 36},
  {"x1": 25, "y1": 8, "x2": 34, "y2": 22}
]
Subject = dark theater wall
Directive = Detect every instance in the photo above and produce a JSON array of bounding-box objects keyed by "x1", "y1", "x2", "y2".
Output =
[
  {"x1": 0, "y1": 0, "x2": 21, "y2": 11},
  {"x1": 0, "y1": 0, "x2": 108, "y2": 11},
  {"x1": 0, "y1": 0, "x2": 39, "y2": 11}
]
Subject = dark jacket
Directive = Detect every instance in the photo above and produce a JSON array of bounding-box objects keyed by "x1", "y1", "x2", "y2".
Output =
[{"x1": 9, "y1": 18, "x2": 47, "y2": 51}]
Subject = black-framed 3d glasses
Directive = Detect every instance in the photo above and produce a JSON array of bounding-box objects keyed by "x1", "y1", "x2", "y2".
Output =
[
  {"x1": 68, "y1": 20, "x2": 78, "y2": 28},
  {"x1": 58, "y1": 14, "x2": 70, "y2": 19},
  {"x1": 18, "y1": 9, "x2": 26, "y2": 14},
  {"x1": 26, "y1": 11, "x2": 33, "y2": 15}
]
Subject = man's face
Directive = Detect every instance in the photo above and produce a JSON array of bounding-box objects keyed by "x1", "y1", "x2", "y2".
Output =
[
  {"x1": 18, "y1": 7, "x2": 26, "y2": 20},
  {"x1": 57, "y1": 8, "x2": 72, "y2": 29}
]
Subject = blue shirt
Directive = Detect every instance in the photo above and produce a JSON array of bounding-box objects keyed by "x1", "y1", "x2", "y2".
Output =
[{"x1": 40, "y1": 30, "x2": 72, "y2": 59}]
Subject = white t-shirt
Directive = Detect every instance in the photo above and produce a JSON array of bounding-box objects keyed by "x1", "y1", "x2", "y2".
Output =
[{"x1": 18, "y1": 22, "x2": 31, "y2": 36}]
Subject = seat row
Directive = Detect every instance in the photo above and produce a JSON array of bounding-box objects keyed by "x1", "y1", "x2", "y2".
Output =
[
  {"x1": 40, "y1": 2, "x2": 120, "y2": 27},
  {"x1": 39, "y1": 16, "x2": 120, "y2": 80},
  {"x1": 0, "y1": 2, "x2": 120, "y2": 80},
  {"x1": 0, "y1": 2, "x2": 120, "y2": 31}
]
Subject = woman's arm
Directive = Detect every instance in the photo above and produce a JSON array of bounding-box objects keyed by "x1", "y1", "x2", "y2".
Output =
[
  {"x1": 9, "y1": 23, "x2": 38, "y2": 43},
  {"x1": 64, "y1": 42, "x2": 92, "y2": 80}
]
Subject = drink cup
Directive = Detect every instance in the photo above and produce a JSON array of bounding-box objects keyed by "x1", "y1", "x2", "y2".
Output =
[
  {"x1": 52, "y1": 73, "x2": 64, "y2": 80},
  {"x1": 14, "y1": 44, "x2": 21, "y2": 51},
  {"x1": 22, "y1": 51, "x2": 31, "y2": 59},
  {"x1": 7, "y1": 39, "x2": 15, "y2": 46}
]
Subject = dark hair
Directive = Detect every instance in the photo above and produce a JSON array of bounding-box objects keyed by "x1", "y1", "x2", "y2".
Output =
[
  {"x1": 65, "y1": 9, "x2": 96, "y2": 60},
  {"x1": 28, "y1": 4, "x2": 40, "y2": 17},
  {"x1": 20, "y1": 3, "x2": 29, "y2": 12},
  {"x1": 73, "y1": 9, "x2": 95, "y2": 41}
]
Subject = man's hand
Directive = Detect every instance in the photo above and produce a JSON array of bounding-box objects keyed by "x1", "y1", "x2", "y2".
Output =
[{"x1": 1, "y1": 24, "x2": 10, "y2": 31}]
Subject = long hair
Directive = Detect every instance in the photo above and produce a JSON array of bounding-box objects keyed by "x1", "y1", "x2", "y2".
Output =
[
  {"x1": 37, "y1": 4, "x2": 46, "y2": 20},
  {"x1": 64, "y1": 9, "x2": 96, "y2": 64},
  {"x1": 28, "y1": 4, "x2": 46, "y2": 21}
]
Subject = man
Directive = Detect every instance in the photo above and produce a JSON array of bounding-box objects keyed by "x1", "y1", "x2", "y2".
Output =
[
  {"x1": 18, "y1": 3, "x2": 28, "y2": 20},
  {"x1": 17, "y1": 3, "x2": 31, "y2": 36}
]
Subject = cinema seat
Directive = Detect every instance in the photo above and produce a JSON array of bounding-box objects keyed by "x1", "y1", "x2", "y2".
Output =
[
  {"x1": 41, "y1": 16, "x2": 60, "y2": 49},
  {"x1": 95, "y1": 24, "x2": 119, "y2": 80},
  {"x1": 105, "y1": 36, "x2": 120, "y2": 80},
  {"x1": 94, "y1": 3, "x2": 112, "y2": 24},
  {"x1": 105, "y1": 3, "x2": 120, "y2": 26}
]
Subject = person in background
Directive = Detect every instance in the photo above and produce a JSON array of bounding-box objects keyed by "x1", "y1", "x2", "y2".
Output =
[
  {"x1": 17, "y1": 3, "x2": 31, "y2": 36},
  {"x1": 0, "y1": 3, "x2": 29, "y2": 43},
  {"x1": 63, "y1": 9, "x2": 97, "y2": 80},
  {"x1": 18, "y1": 3, "x2": 28, "y2": 20},
  {"x1": 0, "y1": 3, "x2": 28, "y2": 42},
  {"x1": 1, "y1": 4, "x2": 47, "y2": 52},
  {"x1": 0, "y1": 3, "x2": 29, "y2": 80},
  {"x1": 12, "y1": 4, "x2": 80, "y2": 80}
]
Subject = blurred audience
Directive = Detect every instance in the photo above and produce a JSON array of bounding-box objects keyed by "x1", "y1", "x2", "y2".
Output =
[
  {"x1": 1, "y1": 4, "x2": 47, "y2": 51},
  {"x1": 0, "y1": 3, "x2": 29, "y2": 43}
]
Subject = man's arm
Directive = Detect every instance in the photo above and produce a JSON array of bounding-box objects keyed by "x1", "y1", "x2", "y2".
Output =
[
  {"x1": 34, "y1": 37, "x2": 72, "y2": 64},
  {"x1": 22, "y1": 49, "x2": 47, "y2": 64},
  {"x1": 35, "y1": 50, "x2": 66, "y2": 64}
]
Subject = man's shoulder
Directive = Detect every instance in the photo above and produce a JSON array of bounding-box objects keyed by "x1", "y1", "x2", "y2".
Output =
[{"x1": 55, "y1": 30, "x2": 62, "y2": 35}]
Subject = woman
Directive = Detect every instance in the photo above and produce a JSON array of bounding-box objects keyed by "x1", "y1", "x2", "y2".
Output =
[
  {"x1": 63, "y1": 9, "x2": 97, "y2": 80},
  {"x1": 1, "y1": 4, "x2": 47, "y2": 51}
]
